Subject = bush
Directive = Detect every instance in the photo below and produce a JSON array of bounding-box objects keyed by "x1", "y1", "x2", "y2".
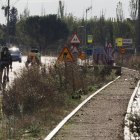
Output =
[
  {"x1": 2, "y1": 66, "x2": 67, "y2": 116},
  {"x1": 129, "y1": 114, "x2": 140, "y2": 137},
  {"x1": 1, "y1": 63, "x2": 117, "y2": 139}
]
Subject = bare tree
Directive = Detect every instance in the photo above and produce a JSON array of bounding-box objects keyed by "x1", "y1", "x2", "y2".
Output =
[
  {"x1": 20, "y1": 7, "x2": 30, "y2": 20},
  {"x1": 116, "y1": 1, "x2": 124, "y2": 22},
  {"x1": 58, "y1": 0, "x2": 64, "y2": 19},
  {"x1": 129, "y1": 0, "x2": 138, "y2": 20}
]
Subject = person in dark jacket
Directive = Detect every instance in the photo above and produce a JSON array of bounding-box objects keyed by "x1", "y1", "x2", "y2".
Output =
[{"x1": 0, "y1": 46, "x2": 12, "y2": 84}]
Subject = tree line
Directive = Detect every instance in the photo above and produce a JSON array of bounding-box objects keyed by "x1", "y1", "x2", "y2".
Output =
[{"x1": 0, "y1": 0, "x2": 138, "y2": 54}]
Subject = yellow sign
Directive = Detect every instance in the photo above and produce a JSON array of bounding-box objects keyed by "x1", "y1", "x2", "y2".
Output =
[
  {"x1": 116, "y1": 38, "x2": 123, "y2": 47},
  {"x1": 87, "y1": 35, "x2": 93, "y2": 44},
  {"x1": 79, "y1": 52, "x2": 86, "y2": 60},
  {"x1": 57, "y1": 47, "x2": 74, "y2": 62}
]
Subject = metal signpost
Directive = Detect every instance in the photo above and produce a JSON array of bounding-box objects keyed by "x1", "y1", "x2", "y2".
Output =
[{"x1": 70, "y1": 33, "x2": 81, "y2": 62}]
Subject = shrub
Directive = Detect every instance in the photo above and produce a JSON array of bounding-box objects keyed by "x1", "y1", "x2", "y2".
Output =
[
  {"x1": 129, "y1": 114, "x2": 140, "y2": 137},
  {"x1": 1, "y1": 62, "x2": 117, "y2": 139}
]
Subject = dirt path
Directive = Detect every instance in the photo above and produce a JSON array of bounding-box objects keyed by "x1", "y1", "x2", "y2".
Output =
[{"x1": 52, "y1": 68, "x2": 139, "y2": 140}]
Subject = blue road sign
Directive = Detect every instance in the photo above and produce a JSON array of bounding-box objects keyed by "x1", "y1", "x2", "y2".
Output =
[{"x1": 86, "y1": 49, "x2": 93, "y2": 56}]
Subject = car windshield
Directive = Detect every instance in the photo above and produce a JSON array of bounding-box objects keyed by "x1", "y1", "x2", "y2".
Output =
[
  {"x1": 9, "y1": 47, "x2": 21, "y2": 54},
  {"x1": 9, "y1": 50, "x2": 20, "y2": 55}
]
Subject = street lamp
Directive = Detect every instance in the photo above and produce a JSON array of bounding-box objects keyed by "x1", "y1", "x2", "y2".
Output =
[
  {"x1": 85, "y1": 6, "x2": 92, "y2": 46},
  {"x1": 86, "y1": 6, "x2": 92, "y2": 21}
]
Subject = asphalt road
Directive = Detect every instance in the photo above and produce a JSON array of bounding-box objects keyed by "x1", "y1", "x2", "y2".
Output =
[{"x1": 8, "y1": 56, "x2": 57, "y2": 87}]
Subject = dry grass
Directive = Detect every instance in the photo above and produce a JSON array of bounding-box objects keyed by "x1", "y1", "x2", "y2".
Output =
[
  {"x1": 0, "y1": 63, "x2": 117, "y2": 139},
  {"x1": 115, "y1": 54, "x2": 140, "y2": 71}
]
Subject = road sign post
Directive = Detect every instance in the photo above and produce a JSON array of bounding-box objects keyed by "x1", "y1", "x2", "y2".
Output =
[
  {"x1": 70, "y1": 33, "x2": 81, "y2": 63},
  {"x1": 120, "y1": 48, "x2": 126, "y2": 65}
]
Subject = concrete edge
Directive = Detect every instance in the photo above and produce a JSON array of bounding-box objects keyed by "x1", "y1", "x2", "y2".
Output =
[
  {"x1": 124, "y1": 80, "x2": 140, "y2": 140},
  {"x1": 44, "y1": 76, "x2": 121, "y2": 140},
  {"x1": 122, "y1": 67, "x2": 137, "y2": 72}
]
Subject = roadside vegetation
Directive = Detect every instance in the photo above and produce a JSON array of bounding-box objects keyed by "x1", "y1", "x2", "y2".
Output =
[
  {"x1": 128, "y1": 114, "x2": 140, "y2": 138},
  {"x1": 0, "y1": 0, "x2": 139, "y2": 139},
  {"x1": 0, "y1": 0, "x2": 138, "y2": 54},
  {"x1": 119, "y1": 55, "x2": 140, "y2": 139},
  {"x1": 0, "y1": 62, "x2": 118, "y2": 139}
]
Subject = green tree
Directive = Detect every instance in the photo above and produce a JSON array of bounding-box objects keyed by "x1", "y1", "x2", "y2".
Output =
[
  {"x1": 64, "y1": 14, "x2": 80, "y2": 34},
  {"x1": 93, "y1": 15, "x2": 106, "y2": 46},
  {"x1": 0, "y1": 24, "x2": 7, "y2": 45},
  {"x1": 16, "y1": 15, "x2": 69, "y2": 52},
  {"x1": 9, "y1": 7, "x2": 18, "y2": 43},
  {"x1": 20, "y1": 7, "x2": 30, "y2": 20}
]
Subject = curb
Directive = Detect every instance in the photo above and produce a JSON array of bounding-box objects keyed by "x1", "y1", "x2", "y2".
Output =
[
  {"x1": 44, "y1": 76, "x2": 121, "y2": 140},
  {"x1": 122, "y1": 67, "x2": 137, "y2": 72}
]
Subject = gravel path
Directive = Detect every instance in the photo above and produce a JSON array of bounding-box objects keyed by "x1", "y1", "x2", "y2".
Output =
[{"x1": 52, "y1": 68, "x2": 139, "y2": 140}]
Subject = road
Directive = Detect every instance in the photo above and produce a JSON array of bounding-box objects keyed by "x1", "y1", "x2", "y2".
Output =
[{"x1": 8, "y1": 56, "x2": 57, "y2": 86}]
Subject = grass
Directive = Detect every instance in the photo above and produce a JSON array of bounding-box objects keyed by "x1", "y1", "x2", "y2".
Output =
[{"x1": 0, "y1": 62, "x2": 118, "y2": 140}]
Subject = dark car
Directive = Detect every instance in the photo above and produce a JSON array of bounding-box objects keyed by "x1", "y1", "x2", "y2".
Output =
[{"x1": 9, "y1": 47, "x2": 22, "y2": 62}]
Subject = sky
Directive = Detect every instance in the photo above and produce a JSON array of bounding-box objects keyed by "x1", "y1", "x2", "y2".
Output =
[{"x1": 0, "y1": 0, "x2": 130, "y2": 24}]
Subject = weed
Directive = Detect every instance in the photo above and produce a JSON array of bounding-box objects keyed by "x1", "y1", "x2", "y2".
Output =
[
  {"x1": 0, "y1": 63, "x2": 117, "y2": 139},
  {"x1": 128, "y1": 114, "x2": 140, "y2": 137}
]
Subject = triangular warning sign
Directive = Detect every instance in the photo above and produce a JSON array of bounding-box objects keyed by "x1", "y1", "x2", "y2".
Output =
[
  {"x1": 70, "y1": 33, "x2": 81, "y2": 44},
  {"x1": 79, "y1": 52, "x2": 86, "y2": 60},
  {"x1": 71, "y1": 46, "x2": 80, "y2": 54},
  {"x1": 57, "y1": 47, "x2": 74, "y2": 62}
]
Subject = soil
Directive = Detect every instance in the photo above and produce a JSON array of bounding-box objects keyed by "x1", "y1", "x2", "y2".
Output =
[{"x1": 52, "y1": 68, "x2": 139, "y2": 140}]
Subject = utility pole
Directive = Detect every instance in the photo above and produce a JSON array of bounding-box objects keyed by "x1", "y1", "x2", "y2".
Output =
[
  {"x1": 136, "y1": 0, "x2": 140, "y2": 53},
  {"x1": 2, "y1": 0, "x2": 10, "y2": 46},
  {"x1": 85, "y1": 6, "x2": 92, "y2": 46},
  {"x1": 7, "y1": 0, "x2": 10, "y2": 46},
  {"x1": 1, "y1": 0, "x2": 10, "y2": 46}
]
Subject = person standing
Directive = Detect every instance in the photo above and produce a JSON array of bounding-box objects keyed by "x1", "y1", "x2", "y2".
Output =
[{"x1": 0, "y1": 46, "x2": 12, "y2": 85}]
